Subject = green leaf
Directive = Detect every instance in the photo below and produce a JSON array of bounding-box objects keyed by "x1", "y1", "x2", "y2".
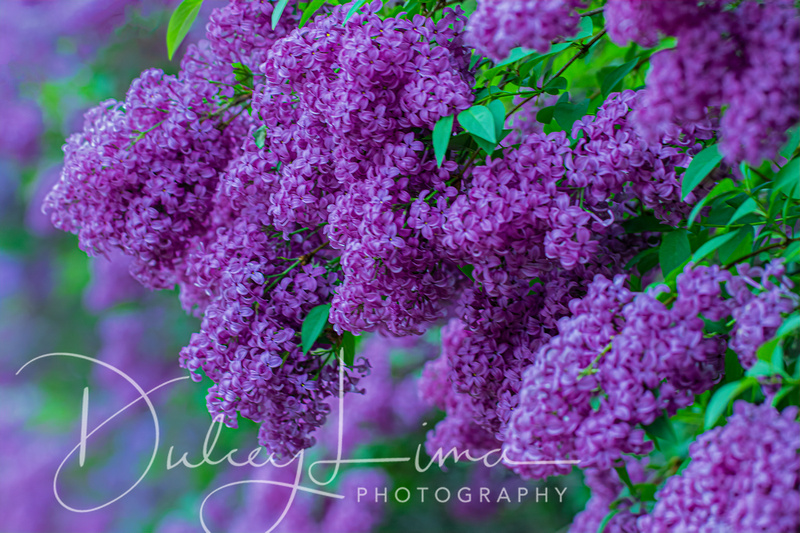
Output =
[
  {"x1": 779, "y1": 125, "x2": 800, "y2": 159},
  {"x1": 343, "y1": 0, "x2": 368, "y2": 23},
  {"x1": 623, "y1": 214, "x2": 674, "y2": 234},
  {"x1": 601, "y1": 59, "x2": 638, "y2": 97},
  {"x1": 776, "y1": 313, "x2": 800, "y2": 338},
  {"x1": 458, "y1": 264, "x2": 475, "y2": 281},
  {"x1": 746, "y1": 359, "x2": 773, "y2": 378},
  {"x1": 299, "y1": 0, "x2": 327, "y2": 28},
  {"x1": 253, "y1": 125, "x2": 266, "y2": 149},
  {"x1": 756, "y1": 313, "x2": 800, "y2": 363},
  {"x1": 718, "y1": 225, "x2": 753, "y2": 264},
  {"x1": 487, "y1": 100, "x2": 506, "y2": 140},
  {"x1": 572, "y1": 16, "x2": 593, "y2": 41},
  {"x1": 340, "y1": 331, "x2": 356, "y2": 367},
  {"x1": 705, "y1": 378, "x2": 756, "y2": 430},
  {"x1": 272, "y1": 0, "x2": 290, "y2": 29},
  {"x1": 615, "y1": 465, "x2": 635, "y2": 493},
  {"x1": 728, "y1": 197, "x2": 760, "y2": 224},
  {"x1": 659, "y1": 229, "x2": 691, "y2": 277},
  {"x1": 771, "y1": 385, "x2": 798, "y2": 407},
  {"x1": 495, "y1": 47, "x2": 539, "y2": 67},
  {"x1": 688, "y1": 178, "x2": 736, "y2": 227},
  {"x1": 692, "y1": 231, "x2": 738, "y2": 263},
  {"x1": 301, "y1": 304, "x2": 331, "y2": 354},
  {"x1": 633, "y1": 483, "x2": 658, "y2": 502},
  {"x1": 772, "y1": 157, "x2": 800, "y2": 200},
  {"x1": 232, "y1": 62, "x2": 253, "y2": 86},
  {"x1": 553, "y1": 98, "x2": 590, "y2": 132},
  {"x1": 543, "y1": 76, "x2": 568, "y2": 95},
  {"x1": 682, "y1": 144, "x2": 723, "y2": 200},
  {"x1": 643, "y1": 412, "x2": 678, "y2": 444},
  {"x1": 784, "y1": 240, "x2": 800, "y2": 262},
  {"x1": 597, "y1": 510, "x2": 620, "y2": 533},
  {"x1": 724, "y1": 348, "x2": 744, "y2": 383},
  {"x1": 536, "y1": 106, "x2": 555, "y2": 125},
  {"x1": 472, "y1": 134, "x2": 498, "y2": 155},
  {"x1": 757, "y1": 337, "x2": 781, "y2": 364},
  {"x1": 166, "y1": 0, "x2": 204, "y2": 60},
  {"x1": 458, "y1": 105, "x2": 498, "y2": 143},
  {"x1": 433, "y1": 115, "x2": 454, "y2": 167}
]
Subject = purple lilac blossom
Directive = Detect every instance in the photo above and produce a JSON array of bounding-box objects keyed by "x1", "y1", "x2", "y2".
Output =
[
  {"x1": 503, "y1": 265, "x2": 730, "y2": 478},
  {"x1": 624, "y1": 0, "x2": 800, "y2": 164},
  {"x1": 639, "y1": 401, "x2": 800, "y2": 533},
  {"x1": 465, "y1": 0, "x2": 589, "y2": 62},
  {"x1": 727, "y1": 259, "x2": 798, "y2": 370}
]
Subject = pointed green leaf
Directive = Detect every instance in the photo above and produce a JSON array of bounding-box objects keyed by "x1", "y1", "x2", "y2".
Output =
[
  {"x1": 301, "y1": 304, "x2": 331, "y2": 354},
  {"x1": 692, "y1": 231, "x2": 738, "y2": 263},
  {"x1": 167, "y1": 0, "x2": 204, "y2": 60},
  {"x1": 705, "y1": 378, "x2": 756, "y2": 430},
  {"x1": 643, "y1": 412, "x2": 678, "y2": 444},
  {"x1": 543, "y1": 76, "x2": 567, "y2": 95},
  {"x1": 728, "y1": 197, "x2": 759, "y2": 225},
  {"x1": 659, "y1": 229, "x2": 691, "y2": 277},
  {"x1": 772, "y1": 157, "x2": 800, "y2": 200},
  {"x1": 553, "y1": 98, "x2": 590, "y2": 132},
  {"x1": 340, "y1": 331, "x2": 356, "y2": 367},
  {"x1": 601, "y1": 59, "x2": 637, "y2": 97},
  {"x1": 487, "y1": 99, "x2": 506, "y2": 140},
  {"x1": 688, "y1": 178, "x2": 736, "y2": 227},
  {"x1": 458, "y1": 105, "x2": 497, "y2": 143},
  {"x1": 472, "y1": 134, "x2": 498, "y2": 155},
  {"x1": 572, "y1": 16, "x2": 594, "y2": 41},
  {"x1": 536, "y1": 105, "x2": 555, "y2": 125},
  {"x1": 300, "y1": 0, "x2": 327, "y2": 28},
  {"x1": 597, "y1": 510, "x2": 620, "y2": 533},
  {"x1": 495, "y1": 47, "x2": 539, "y2": 67},
  {"x1": 779, "y1": 125, "x2": 800, "y2": 159},
  {"x1": 682, "y1": 144, "x2": 723, "y2": 200},
  {"x1": 343, "y1": 0, "x2": 368, "y2": 23},
  {"x1": 253, "y1": 125, "x2": 266, "y2": 149},
  {"x1": 272, "y1": 0, "x2": 290, "y2": 29},
  {"x1": 433, "y1": 115, "x2": 454, "y2": 167}
]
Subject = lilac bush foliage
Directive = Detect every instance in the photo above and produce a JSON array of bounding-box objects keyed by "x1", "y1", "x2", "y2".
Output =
[{"x1": 39, "y1": 0, "x2": 800, "y2": 531}]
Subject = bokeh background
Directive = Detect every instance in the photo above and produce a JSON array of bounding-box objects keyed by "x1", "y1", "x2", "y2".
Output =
[{"x1": 0, "y1": 2, "x2": 588, "y2": 531}]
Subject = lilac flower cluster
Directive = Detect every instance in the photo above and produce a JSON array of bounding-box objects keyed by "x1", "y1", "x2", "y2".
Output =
[
  {"x1": 420, "y1": 90, "x2": 710, "y2": 460},
  {"x1": 179, "y1": 207, "x2": 369, "y2": 456},
  {"x1": 237, "y1": 1, "x2": 474, "y2": 336},
  {"x1": 639, "y1": 401, "x2": 800, "y2": 533},
  {"x1": 465, "y1": 0, "x2": 589, "y2": 61},
  {"x1": 43, "y1": 68, "x2": 247, "y2": 289},
  {"x1": 727, "y1": 260, "x2": 798, "y2": 370},
  {"x1": 609, "y1": 0, "x2": 800, "y2": 164},
  {"x1": 503, "y1": 265, "x2": 731, "y2": 479}
]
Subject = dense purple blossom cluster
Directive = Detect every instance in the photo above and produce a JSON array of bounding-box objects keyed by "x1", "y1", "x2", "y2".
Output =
[
  {"x1": 606, "y1": 0, "x2": 800, "y2": 164},
  {"x1": 503, "y1": 266, "x2": 734, "y2": 478},
  {"x1": 43, "y1": 7, "x2": 800, "y2": 531},
  {"x1": 728, "y1": 260, "x2": 798, "y2": 370},
  {"x1": 639, "y1": 402, "x2": 800, "y2": 533},
  {"x1": 465, "y1": 0, "x2": 588, "y2": 61},
  {"x1": 44, "y1": 69, "x2": 246, "y2": 289}
]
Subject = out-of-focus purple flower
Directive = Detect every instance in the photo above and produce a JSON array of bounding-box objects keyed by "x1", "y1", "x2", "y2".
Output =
[{"x1": 465, "y1": 0, "x2": 589, "y2": 61}]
